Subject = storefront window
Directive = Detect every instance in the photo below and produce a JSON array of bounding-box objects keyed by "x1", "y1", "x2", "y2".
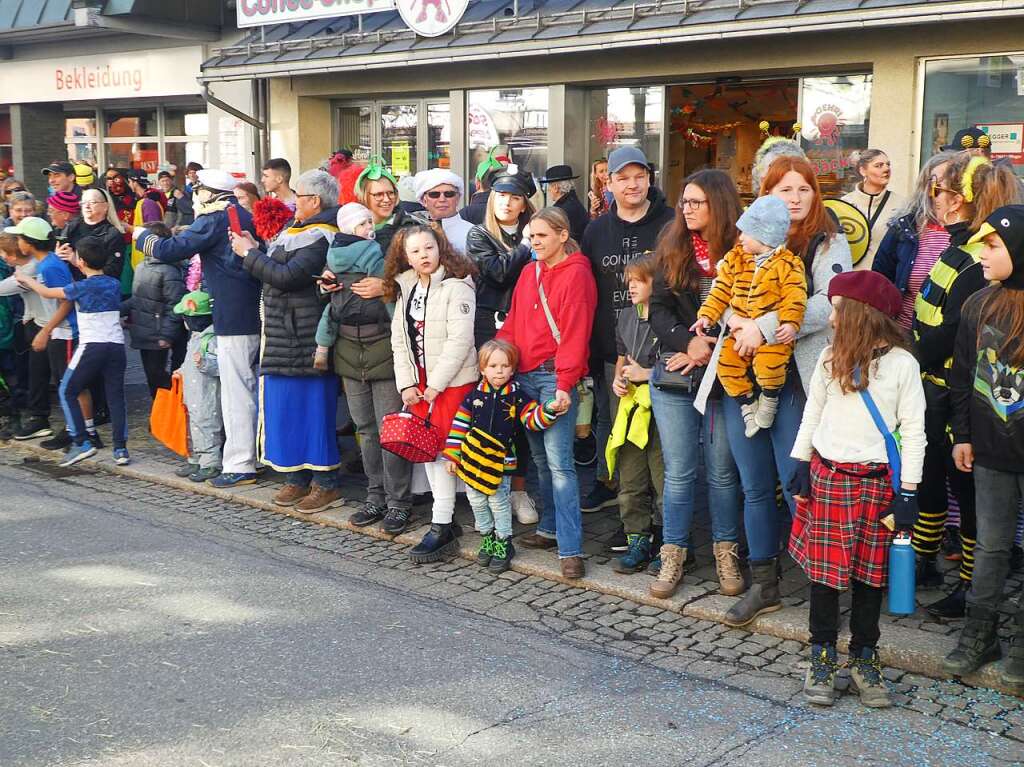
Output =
[
  {"x1": 799, "y1": 74, "x2": 872, "y2": 197},
  {"x1": 164, "y1": 108, "x2": 208, "y2": 138},
  {"x1": 921, "y1": 54, "x2": 1024, "y2": 177},
  {"x1": 165, "y1": 142, "x2": 207, "y2": 185},
  {"x1": 428, "y1": 103, "x2": 451, "y2": 170},
  {"x1": 66, "y1": 112, "x2": 98, "y2": 169},
  {"x1": 381, "y1": 103, "x2": 418, "y2": 181},
  {"x1": 467, "y1": 88, "x2": 548, "y2": 193},
  {"x1": 590, "y1": 87, "x2": 663, "y2": 179},
  {"x1": 337, "y1": 106, "x2": 372, "y2": 162},
  {"x1": 106, "y1": 141, "x2": 159, "y2": 174},
  {"x1": 104, "y1": 109, "x2": 158, "y2": 138},
  {"x1": 0, "y1": 113, "x2": 12, "y2": 178}
]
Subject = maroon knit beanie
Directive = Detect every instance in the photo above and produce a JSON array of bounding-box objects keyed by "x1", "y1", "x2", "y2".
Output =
[{"x1": 827, "y1": 270, "x2": 902, "y2": 319}]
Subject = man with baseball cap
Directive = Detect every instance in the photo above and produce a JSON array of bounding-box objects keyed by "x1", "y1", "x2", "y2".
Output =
[
  {"x1": 134, "y1": 168, "x2": 263, "y2": 488},
  {"x1": 578, "y1": 146, "x2": 674, "y2": 513},
  {"x1": 942, "y1": 127, "x2": 992, "y2": 158},
  {"x1": 413, "y1": 167, "x2": 474, "y2": 255},
  {"x1": 42, "y1": 161, "x2": 81, "y2": 198}
]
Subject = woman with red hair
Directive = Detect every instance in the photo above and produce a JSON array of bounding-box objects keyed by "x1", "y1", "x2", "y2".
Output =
[{"x1": 720, "y1": 143, "x2": 853, "y2": 628}]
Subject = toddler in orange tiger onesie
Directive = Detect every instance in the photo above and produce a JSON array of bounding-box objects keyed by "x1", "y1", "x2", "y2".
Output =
[{"x1": 692, "y1": 195, "x2": 807, "y2": 437}]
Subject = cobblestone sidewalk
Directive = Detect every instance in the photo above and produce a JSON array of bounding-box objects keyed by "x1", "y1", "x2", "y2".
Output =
[
  {"x1": 5, "y1": 347, "x2": 1023, "y2": 696},
  {"x1": 4, "y1": 449, "x2": 1022, "y2": 751}
]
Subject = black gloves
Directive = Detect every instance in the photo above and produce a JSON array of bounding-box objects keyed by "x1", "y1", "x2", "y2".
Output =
[
  {"x1": 787, "y1": 461, "x2": 811, "y2": 500},
  {"x1": 888, "y1": 490, "x2": 919, "y2": 530}
]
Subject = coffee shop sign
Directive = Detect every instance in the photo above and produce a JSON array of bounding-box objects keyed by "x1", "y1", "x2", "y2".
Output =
[
  {"x1": 237, "y1": 0, "x2": 397, "y2": 27},
  {"x1": 237, "y1": 0, "x2": 469, "y2": 36}
]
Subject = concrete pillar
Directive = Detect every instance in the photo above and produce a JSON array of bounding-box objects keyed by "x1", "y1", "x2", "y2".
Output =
[
  {"x1": 547, "y1": 85, "x2": 588, "y2": 199},
  {"x1": 868, "y1": 53, "x2": 919, "y2": 197},
  {"x1": 448, "y1": 89, "x2": 465, "y2": 183},
  {"x1": 11, "y1": 103, "x2": 65, "y2": 199},
  {"x1": 296, "y1": 96, "x2": 332, "y2": 174}
]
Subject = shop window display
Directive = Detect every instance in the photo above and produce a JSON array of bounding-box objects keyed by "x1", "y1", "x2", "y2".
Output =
[
  {"x1": 428, "y1": 102, "x2": 451, "y2": 170},
  {"x1": 589, "y1": 87, "x2": 663, "y2": 183},
  {"x1": 467, "y1": 88, "x2": 548, "y2": 194},
  {"x1": 382, "y1": 103, "x2": 418, "y2": 181},
  {"x1": 799, "y1": 74, "x2": 872, "y2": 197},
  {"x1": 921, "y1": 54, "x2": 1024, "y2": 177}
]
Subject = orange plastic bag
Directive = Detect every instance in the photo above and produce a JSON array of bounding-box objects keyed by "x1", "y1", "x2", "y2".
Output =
[{"x1": 150, "y1": 377, "x2": 188, "y2": 456}]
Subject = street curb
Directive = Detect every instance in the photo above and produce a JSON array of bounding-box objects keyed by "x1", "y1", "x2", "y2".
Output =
[{"x1": 7, "y1": 439, "x2": 1018, "y2": 696}]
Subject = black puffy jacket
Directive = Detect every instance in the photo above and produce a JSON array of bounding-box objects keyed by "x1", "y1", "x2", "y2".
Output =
[
  {"x1": 122, "y1": 256, "x2": 186, "y2": 350},
  {"x1": 243, "y1": 207, "x2": 338, "y2": 376},
  {"x1": 65, "y1": 217, "x2": 127, "y2": 281},
  {"x1": 465, "y1": 222, "x2": 531, "y2": 317}
]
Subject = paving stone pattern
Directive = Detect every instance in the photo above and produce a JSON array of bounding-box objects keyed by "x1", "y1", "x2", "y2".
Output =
[{"x1": 5, "y1": 449, "x2": 1023, "y2": 745}]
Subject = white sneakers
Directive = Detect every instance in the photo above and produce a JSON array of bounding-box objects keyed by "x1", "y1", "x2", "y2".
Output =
[{"x1": 510, "y1": 490, "x2": 539, "y2": 524}]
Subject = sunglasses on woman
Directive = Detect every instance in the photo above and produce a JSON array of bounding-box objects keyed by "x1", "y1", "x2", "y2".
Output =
[
  {"x1": 929, "y1": 179, "x2": 957, "y2": 198},
  {"x1": 4, "y1": 187, "x2": 25, "y2": 195},
  {"x1": 425, "y1": 190, "x2": 459, "y2": 199}
]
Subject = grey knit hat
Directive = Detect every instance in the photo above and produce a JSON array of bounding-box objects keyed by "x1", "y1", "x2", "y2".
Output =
[
  {"x1": 750, "y1": 137, "x2": 806, "y2": 194},
  {"x1": 737, "y1": 195, "x2": 791, "y2": 249}
]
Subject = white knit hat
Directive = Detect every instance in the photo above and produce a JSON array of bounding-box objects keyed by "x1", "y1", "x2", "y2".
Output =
[
  {"x1": 337, "y1": 203, "x2": 373, "y2": 236},
  {"x1": 196, "y1": 168, "x2": 239, "y2": 192},
  {"x1": 413, "y1": 168, "x2": 464, "y2": 201}
]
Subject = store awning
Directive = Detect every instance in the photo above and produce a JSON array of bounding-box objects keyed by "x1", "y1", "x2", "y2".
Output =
[{"x1": 201, "y1": 0, "x2": 1024, "y2": 82}]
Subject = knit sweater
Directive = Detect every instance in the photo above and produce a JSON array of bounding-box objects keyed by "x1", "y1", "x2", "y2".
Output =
[
  {"x1": 791, "y1": 346, "x2": 926, "y2": 484},
  {"x1": 443, "y1": 379, "x2": 556, "y2": 493}
]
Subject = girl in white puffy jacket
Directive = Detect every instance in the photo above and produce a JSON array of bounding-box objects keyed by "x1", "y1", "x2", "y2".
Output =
[{"x1": 387, "y1": 224, "x2": 479, "y2": 562}]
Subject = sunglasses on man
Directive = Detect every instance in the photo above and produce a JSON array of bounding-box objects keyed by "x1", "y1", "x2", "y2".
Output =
[{"x1": 425, "y1": 190, "x2": 459, "y2": 199}]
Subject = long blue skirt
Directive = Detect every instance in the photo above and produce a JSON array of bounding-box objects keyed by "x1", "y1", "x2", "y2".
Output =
[{"x1": 259, "y1": 373, "x2": 341, "y2": 472}]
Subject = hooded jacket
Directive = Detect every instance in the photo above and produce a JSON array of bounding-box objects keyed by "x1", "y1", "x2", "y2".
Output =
[
  {"x1": 390, "y1": 265, "x2": 478, "y2": 393},
  {"x1": 316, "y1": 234, "x2": 394, "y2": 382},
  {"x1": 138, "y1": 198, "x2": 261, "y2": 336},
  {"x1": 496, "y1": 251, "x2": 597, "y2": 392},
  {"x1": 243, "y1": 207, "x2": 338, "y2": 376},
  {"x1": 122, "y1": 255, "x2": 186, "y2": 350},
  {"x1": 580, "y1": 187, "x2": 674, "y2": 364},
  {"x1": 950, "y1": 286, "x2": 1024, "y2": 472}
]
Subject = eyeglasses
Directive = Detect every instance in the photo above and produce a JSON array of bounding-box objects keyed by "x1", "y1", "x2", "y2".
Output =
[
  {"x1": 5, "y1": 188, "x2": 25, "y2": 195},
  {"x1": 679, "y1": 198, "x2": 707, "y2": 210},
  {"x1": 296, "y1": 193, "x2": 320, "y2": 200},
  {"x1": 929, "y1": 180, "x2": 957, "y2": 198},
  {"x1": 425, "y1": 190, "x2": 459, "y2": 199},
  {"x1": 81, "y1": 200, "x2": 107, "y2": 207},
  {"x1": 370, "y1": 190, "x2": 397, "y2": 201}
]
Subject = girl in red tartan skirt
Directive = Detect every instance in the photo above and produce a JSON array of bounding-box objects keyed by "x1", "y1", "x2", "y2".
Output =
[
  {"x1": 386, "y1": 224, "x2": 480, "y2": 563},
  {"x1": 787, "y1": 270, "x2": 926, "y2": 709}
]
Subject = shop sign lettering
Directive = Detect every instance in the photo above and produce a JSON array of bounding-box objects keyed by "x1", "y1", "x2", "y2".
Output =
[
  {"x1": 237, "y1": 0, "x2": 396, "y2": 27},
  {"x1": 56, "y1": 65, "x2": 143, "y2": 93}
]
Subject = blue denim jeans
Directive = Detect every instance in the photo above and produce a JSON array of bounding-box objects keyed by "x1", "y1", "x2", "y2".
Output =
[
  {"x1": 286, "y1": 468, "x2": 340, "y2": 490},
  {"x1": 468, "y1": 477, "x2": 513, "y2": 539},
  {"x1": 518, "y1": 370, "x2": 583, "y2": 558},
  {"x1": 721, "y1": 374, "x2": 805, "y2": 561},
  {"x1": 649, "y1": 385, "x2": 741, "y2": 549}
]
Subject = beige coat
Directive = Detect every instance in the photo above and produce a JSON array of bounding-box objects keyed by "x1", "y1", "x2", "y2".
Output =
[
  {"x1": 391, "y1": 266, "x2": 479, "y2": 393},
  {"x1": 841, "y1": 184, "x2": 905, "y2": 271}
]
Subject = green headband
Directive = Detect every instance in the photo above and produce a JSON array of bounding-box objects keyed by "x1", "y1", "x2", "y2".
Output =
[
  {"x1": 356, "y1": 155, "x2": 399, "y2": 193},
  {"x1": 475, "y1": 147, "x2": 507, "y2": 181}
]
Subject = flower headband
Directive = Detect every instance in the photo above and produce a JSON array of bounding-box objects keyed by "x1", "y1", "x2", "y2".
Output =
[{"x1": 355, "y1": 155, "x2": 399, "y2": 193}]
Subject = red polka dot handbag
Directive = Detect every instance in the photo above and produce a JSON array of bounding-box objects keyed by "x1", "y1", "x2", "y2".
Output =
[{"x1": 380, "y1": 406, "x2": 443, "y2": 463}]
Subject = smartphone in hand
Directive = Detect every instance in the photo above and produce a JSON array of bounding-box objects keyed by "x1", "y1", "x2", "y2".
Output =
[{"x1": 226, "y1": 205, "x2": 242, "y2": 236}]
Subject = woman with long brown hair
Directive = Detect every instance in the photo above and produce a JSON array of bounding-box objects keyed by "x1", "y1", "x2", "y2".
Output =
[
  {"x1": 720, "y1": 145, "x2": 853, "y2": 628},
  {"x1": 908, "y1": 152, "x2": 1022, "y2": 619},
  {"x1": 945, "y1": 204, "x2": 1024, "y2": 685},
  {"x1": 643, "y1": 169, "x2": 744, "y2": 600}
]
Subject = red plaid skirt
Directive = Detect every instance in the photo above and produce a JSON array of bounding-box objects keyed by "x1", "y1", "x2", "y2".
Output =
[{"x1": 788, "y1": 454, "x2": 894, "y2": 590}]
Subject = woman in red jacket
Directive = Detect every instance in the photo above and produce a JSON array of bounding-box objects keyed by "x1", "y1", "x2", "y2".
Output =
[{"x1": 497, "y1": 207, "x2": 597, "y2": 578}]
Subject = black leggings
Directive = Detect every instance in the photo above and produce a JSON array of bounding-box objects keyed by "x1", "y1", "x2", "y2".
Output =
[
  {"x1": 808, "y1": 580, "x2": 884, "y2": 655},
  {"x1": 139, "y1": 348, "x2": 172, "y2": 398}
]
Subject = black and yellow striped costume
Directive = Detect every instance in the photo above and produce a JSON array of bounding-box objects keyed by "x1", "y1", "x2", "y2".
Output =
[
  {"x1": 910, "y1": 229, "x2": 987, "y2": 582},
  {"x1": 443, "y1": 379, "x2": 556, "y2": 495},
  {"x1": 699, "y1": 243, "x2": 807, "y2": 398}
]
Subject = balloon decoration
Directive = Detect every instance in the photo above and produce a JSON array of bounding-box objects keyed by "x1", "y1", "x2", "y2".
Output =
[
  {"x1": 823, "y1": 199, "x2": 871, "y2": 266},
  {"x1": 593, "y1": 116, "x2": 619, "y2": 149}
]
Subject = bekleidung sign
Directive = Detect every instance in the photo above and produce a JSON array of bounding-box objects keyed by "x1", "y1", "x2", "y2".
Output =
[
  {"x1": 237, "y1": 0, "x2": 396, "y2": 27},
  {"x1": 0, "y1": 46, "x2": 203, "y2": 105}
]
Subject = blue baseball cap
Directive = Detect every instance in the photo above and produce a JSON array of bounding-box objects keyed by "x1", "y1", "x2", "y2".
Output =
[{"x1": 608, "y1": 146, "x2": 650, "y2": 175}]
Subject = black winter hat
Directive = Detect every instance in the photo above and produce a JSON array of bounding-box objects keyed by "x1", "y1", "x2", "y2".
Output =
[{"x1": 969, "y1": 205, "x2": 1024, "y2": 289}]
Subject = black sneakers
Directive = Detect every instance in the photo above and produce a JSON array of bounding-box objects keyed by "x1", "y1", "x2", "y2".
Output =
[
  {"x1": 488, "y1": 535, "x2": 515, "y2": 574},
  {"x1": 350, "y1": 501, "x2": 387, "y2": 528},
  {"x1": 13, "y1": 417, "x2": 53, "y2": 440},
  {"x1": 381, "y1": 506, "x2": 412, "y2": 535}
]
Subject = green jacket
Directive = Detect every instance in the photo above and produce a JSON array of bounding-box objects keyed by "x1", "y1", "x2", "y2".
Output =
[{"x1": 605, "y1": 382, "x2": 654, "y2": 476}]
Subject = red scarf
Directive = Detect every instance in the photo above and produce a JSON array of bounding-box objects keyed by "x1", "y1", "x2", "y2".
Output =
[{"x1": 692, "y1": 234, "x2": 714, "y2": 277}]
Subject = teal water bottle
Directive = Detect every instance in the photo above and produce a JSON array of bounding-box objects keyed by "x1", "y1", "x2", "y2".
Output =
[{"x1": 888, "y1": 532, "x2": 916, "y2": 615}]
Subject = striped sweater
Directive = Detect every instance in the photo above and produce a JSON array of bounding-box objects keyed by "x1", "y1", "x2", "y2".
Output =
[{"x1": 443, "y1": 379, "x2": 557, "y2": 494}]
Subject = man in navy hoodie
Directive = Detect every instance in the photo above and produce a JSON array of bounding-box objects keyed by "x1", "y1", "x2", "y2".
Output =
[
  {"x1": 134, "y1": 169, "x2": 262, "y2": 488},
  {"x1": 579, "y1": 147, "x2": 674, "y2": 513}
]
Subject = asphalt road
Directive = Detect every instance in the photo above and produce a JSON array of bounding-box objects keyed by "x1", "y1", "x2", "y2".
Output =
[{"x1": 1, "y1": 459, "x2": 1020, "y2": 767}]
